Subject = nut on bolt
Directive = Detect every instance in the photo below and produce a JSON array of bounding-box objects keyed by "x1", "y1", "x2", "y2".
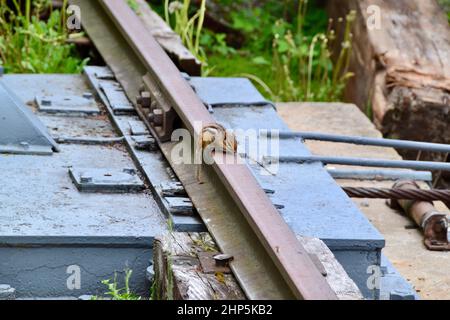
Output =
[
  {"x1": 138, "y1": 91, "x2": 151, "y2": 108},
  {"x1": 80, "y1": 175, "x2": 93, "y2": 183},
  {"x1": 213, "y1": 254, "x2": 234, "y2": 268},
  {"x1": 149, "y1": 109, "x2": 163, "y2": 126}
]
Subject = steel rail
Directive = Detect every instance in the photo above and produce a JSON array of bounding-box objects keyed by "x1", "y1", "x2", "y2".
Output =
[
  {"x1": 274, "y1": 131, "x2": 450, "y2": 154},
  {"x1": 89, "y1": 0, "x2": 336, "y2": 300}
]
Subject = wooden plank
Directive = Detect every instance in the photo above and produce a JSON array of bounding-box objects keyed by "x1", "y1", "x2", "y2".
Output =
[
  {"x1": 153, "y1": 232, "x2": 363, "y2": 300},
  {"x1": 278, "y1": 102, "x2": 450, "y2": 300},
  {"x1": 152, "y1": 232, "x2": 246, "y2": 300},
  {"x1": 134, "y1": 0, "x2": 201, "y2": 76},
  {"x1": 328, "y1": 0, "x2": 450, "y2": 161}
]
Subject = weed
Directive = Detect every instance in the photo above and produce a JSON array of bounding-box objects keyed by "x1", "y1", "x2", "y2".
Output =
[
  {"x1": 92, "y1": 269, "x2": 142, "y2": 300},
  {"x1": 269, "y1": 1, "x2": 356, "y2": 102},
  {"x1": 0, "y1": 0, "x2": 88, "y2": 74},
  {"x1": 164, "y1": 0, "x2": 210, "y2": 75},
  {"x1": 127, "y1": 0, "x2": 140, "y2": 13}
]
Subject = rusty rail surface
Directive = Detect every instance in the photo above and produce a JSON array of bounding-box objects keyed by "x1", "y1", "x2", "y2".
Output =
[{"x1": 79, "y1": 0, "x2": 337, "y2": 300}]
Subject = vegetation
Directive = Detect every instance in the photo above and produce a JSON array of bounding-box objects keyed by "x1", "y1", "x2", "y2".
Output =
[
  {"x1": 158, "y1": 0, "x2": 355, "y2": 102},
  {"x1": 0, "y1": 0, "x2": 88, "y2": 73},
  {"x1": 438, "y1": 0, "x2": 450, "y2": 23},
  {"x1": 92, "y1": 269, "x2": 142, "y2": 300}
]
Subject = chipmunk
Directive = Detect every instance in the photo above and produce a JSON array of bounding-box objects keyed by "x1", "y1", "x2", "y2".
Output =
[{"x1": 196, "y1": 123, "x2": 238, "y2": 184}]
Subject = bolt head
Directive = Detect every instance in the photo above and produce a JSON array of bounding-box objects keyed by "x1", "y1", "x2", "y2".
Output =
[
  {"x1": 214, "y1": 254, "x2": 234, "y2": 267},
  {"x1": 80, "y1": 175, "x2": 93, "y2": 183}
]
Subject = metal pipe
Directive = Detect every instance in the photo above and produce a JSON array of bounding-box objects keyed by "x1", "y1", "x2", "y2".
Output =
[
  {"x1": 271, "y1": 155, "x2": 450, "y2": 172},
  {"x1": 274, "y1": 131, "x2": 450, "y2": 154},
  {"x1": 327, "y1": 168, "x2": 432, "y2": 182},
  {"x1": 96, "y1": 0, "x2": 337, "y2": 300},
  {"x1": 55, "y1": 136, "x2": 125, "y2": 145},
  {"x1": 390, "y1": 181, "x2": 450, "y2": 251}
]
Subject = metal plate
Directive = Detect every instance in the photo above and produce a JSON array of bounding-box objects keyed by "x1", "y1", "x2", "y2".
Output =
[
  {"x1": 69, "y1": 167, "x2": 145, "y2": 193},
  {"x1": 35, "y1": 94, "x2": 99, "y2": 115},
  {"x1": 164, "y1": 197, "x2": 194, "y2": 215},
  {"x1": 0, "y1": 81, "x2": 58, "y2": 155},
  {"x1": 99, "y1": 82, "x2": 135, "y2": 113},
  {"x1": 198, "y1": 252, "x2": 232, "y2": 274}
]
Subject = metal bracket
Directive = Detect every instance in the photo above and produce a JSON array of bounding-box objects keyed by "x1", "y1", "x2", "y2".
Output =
[
  {"x1": 0, "y1": 81, "x2": 59, "y2": 155},
  {"x1": 164, "y1": 197, "x2": 194, "y2": 216},
  {"x1": 35, "y1": 94, "x2": 99, "y2": 115},
  {"x1": 423, "y1": 213, "x2": 450, "y2": 251},
  {"x1": 99, "y1": 82, "x2": 134, "y2": 114},
  {"x1": 69, "y1": 167, "x2": 144, "y2": 193},
  {"x1": 198, "y1": 252, "x2": 232, "y2": 274},
  {"x1": 137, "y1": 74, "x2": 178, "y2": 142}
]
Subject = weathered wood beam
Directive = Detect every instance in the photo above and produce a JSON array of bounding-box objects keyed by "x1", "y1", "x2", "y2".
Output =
[
  {"x1": 328, "y1": 0, "x2": 450, "y2": 161},
  {"x1": 153, "y1": 232, "x2": 363, "y2": 300},
  {"x1": 134, "y1": 0, "x2": 202, "y2": 76}
]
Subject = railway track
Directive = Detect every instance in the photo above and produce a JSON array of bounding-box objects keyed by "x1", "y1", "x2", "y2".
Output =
[
  {"x1": 0, "y1": 0, "x2": 425, "y2": 300},
  {"x1": 70, "y1": 0, "x2": 337, "y2": 300}
]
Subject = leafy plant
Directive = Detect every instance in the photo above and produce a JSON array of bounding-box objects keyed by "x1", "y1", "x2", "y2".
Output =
[
  {"x1": 164, "y1": 0, "x2": 210, "y2": 75},
  {"x1": 92, "y1": 269, "x2": 142, "y2": 301},
  {"x1": 268, "y1": 1, "x2": 356, "y2": 102},
  {"x1": 0, "y1": 0, "x2": 88, "y2": 74},
  {"x1": 200, "y1": 30, "x2": 236, "y2": 57}
]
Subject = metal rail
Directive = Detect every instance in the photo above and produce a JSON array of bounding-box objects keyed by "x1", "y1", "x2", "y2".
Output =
[
  {"x1": 275, "y1": 131, "x2": 450, "y2": 154},
  {"x1": 327, "y1": 168, "x2": 433, "y2": 182},
  {"x1": 77, "y1": 0, "x2": 336, "y2": 300},
  {"x1": 272, "y1": 155, "x2": 450, "y2": 172}
]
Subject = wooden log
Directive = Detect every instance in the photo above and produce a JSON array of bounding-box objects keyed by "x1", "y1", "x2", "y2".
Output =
[
  {"x1": 134, "y1": 0, "x2": 202, "y2": 76},
  {"x1": 153, "y1": 232, "x2": 363, "y2": 300},
  {"x1": 328, "y1": 0, "x2": 450, "y2": 161}
]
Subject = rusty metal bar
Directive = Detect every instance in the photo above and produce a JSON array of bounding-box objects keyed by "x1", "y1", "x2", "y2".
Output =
[{"x1": 96, "y1": 0, "x2": 336, "y2": 300}]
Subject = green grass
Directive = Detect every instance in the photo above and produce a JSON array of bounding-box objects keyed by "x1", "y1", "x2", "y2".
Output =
[{"x1": 0, "y1": 0, "x2": 88, "y2": 74}]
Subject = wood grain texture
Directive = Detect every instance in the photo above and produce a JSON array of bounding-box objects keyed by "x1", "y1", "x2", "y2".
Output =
[
  {"x1": 153, "y1": 232, "x2": 363, "y2": 300},
  {"x1": 153, "y1": 232, "x2": 245, "y2": 300},
  {"x1": 134, "y1": 0, "x2": 201, "y2": 75}
]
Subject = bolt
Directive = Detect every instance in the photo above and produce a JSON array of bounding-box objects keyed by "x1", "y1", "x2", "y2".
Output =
[
  {"x1": 82, "y1": 92, "x2": 94, "y2": 100},
  {"x1": 19, "y1": 141, "x2": 30, "y2": 150},
  {"x1": 123, "y1": 168, "x2": 136, "y2": 175},
  {"x1": 390, "y1": 290, "x2": 415, "y2": 300},
  {"x1": 139, "y1": 91, "x2": 151, "y2": 108},
  {"x1": 41, "y1": 99, "x2": 52, "y2": 106},
  {"x1": 214, "y1": 254, "x2": 234, "y2": 268},
  {"x1": 80, "y1": 175, "x2": 93, "y2": 183},
  {"x1": 153, "y1": 109, "x2": 164, "y2": 126},
  {"x1": 0, "y1": 285, "x2": 15, "y2": 300}
]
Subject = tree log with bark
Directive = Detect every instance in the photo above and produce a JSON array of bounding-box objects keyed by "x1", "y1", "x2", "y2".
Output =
[{"x1": 328, "y1": 0, "x2": 450, "y2": 162}]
